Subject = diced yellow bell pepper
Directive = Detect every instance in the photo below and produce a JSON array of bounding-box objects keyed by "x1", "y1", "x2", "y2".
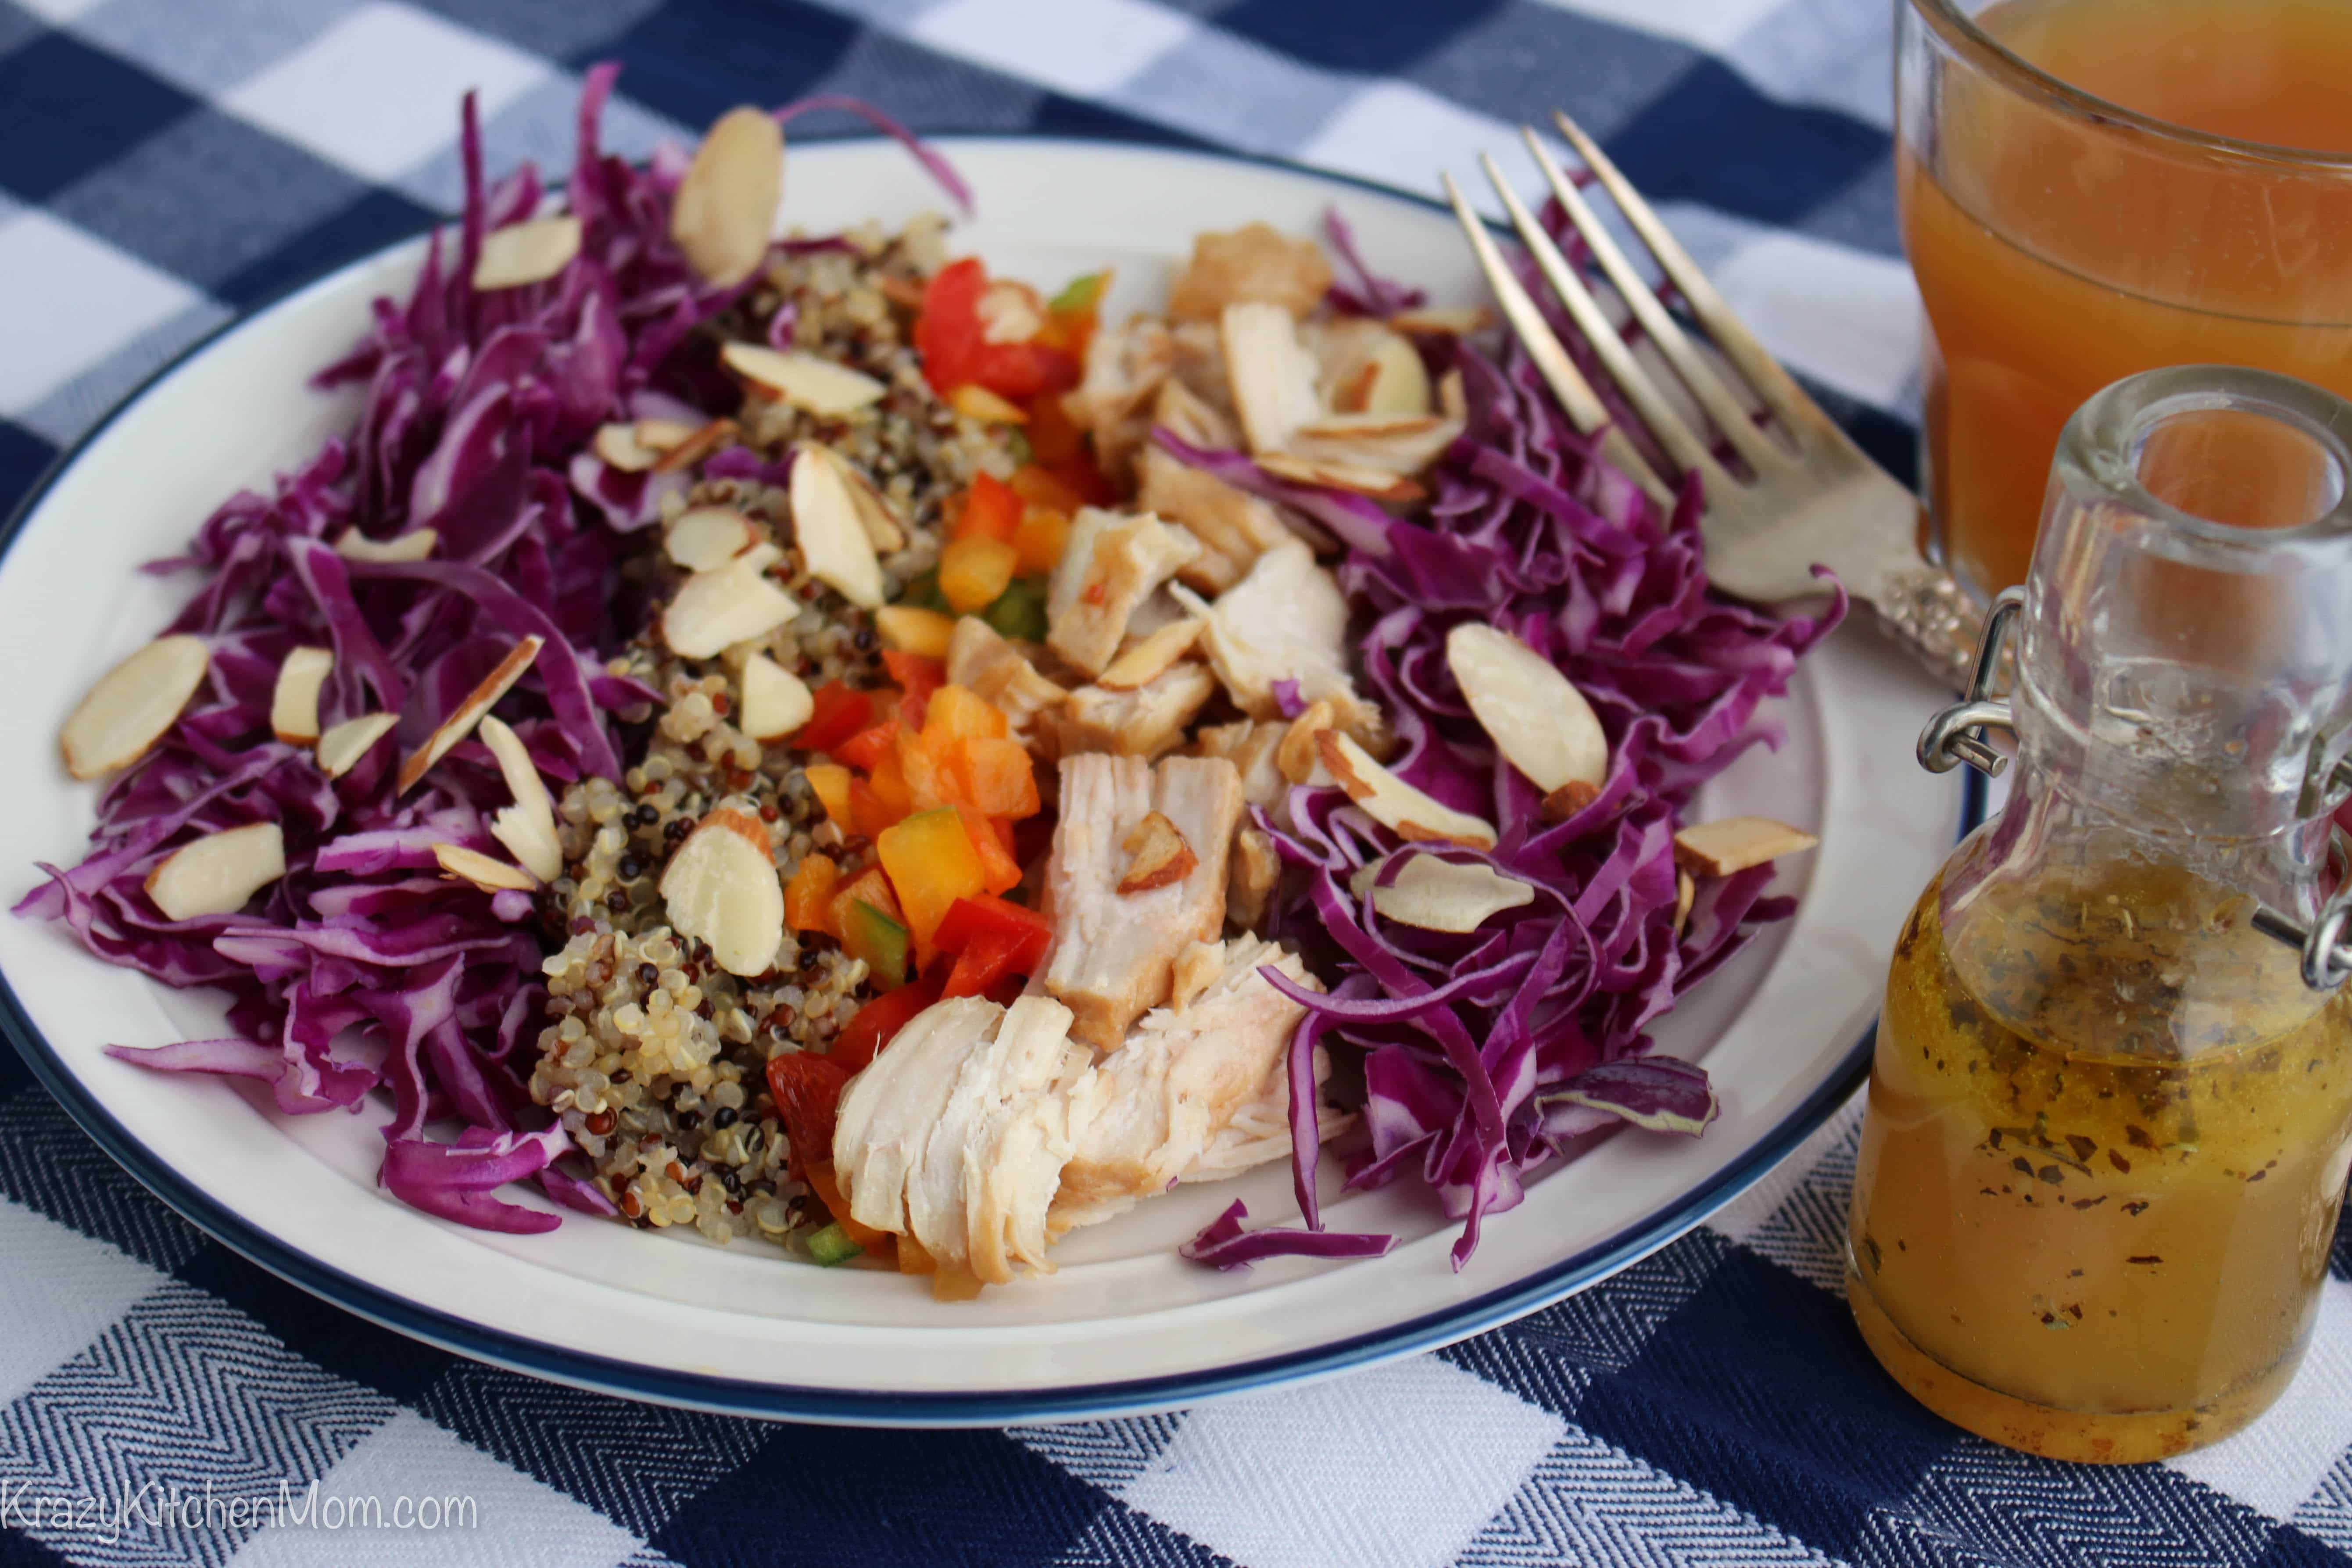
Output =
[
  {"x1": 874, "y1": 605, "x2": 956, "y2": 660},
  {"x1": 877, "y1": 807, "x2": 988, "y2": 963},
  {"x1": 939, "y1": 535, "x2": 1020, "y2": 613},
  {"x1": 948, "y1": 383, "x2": 1029, "y2": 424},
  {"x1": 803, "y1": 763, "x2": 854, "y2": 829},
  {"x1": 784, "y1": 853, "x2": 840, "y2": 934},
  {"x1": 923, "y1": 684, "x2": 1010, "y2": 743},
  {"x1": 1013, "y1": 505, "x2": 1070, "y2": 576}
]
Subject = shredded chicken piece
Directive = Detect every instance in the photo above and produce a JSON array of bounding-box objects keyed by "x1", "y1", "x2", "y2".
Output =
[
  {"x1": 945, "y1": 616, "x2": 1067, "y2": 746},
  {"x1": 1063, "y1": 316, "x2": 1173, "y2": 482},
  {"x1": 1168, "y1": 320, "x2": 1234, "y2": 416},
  {"x1": 1056, "y1": 661, "x2": 1216, "y2": 763},
  {"x1": 1045, "y1": 509, "x2": 1200, "y2": 677},
  {"x1": 1050, "y1": 937, "x2": 1328, "y2": 1233},
  {"x1": 1173, "y1": 538, "x2": 1386, "y2": 749},
  {"x1": 1136, "y1": 445, "x2": 1294, "y2": 594},
  {"x1": 1193, "y1": 719, "x2": 1285, "y2": 809},
  {"x1": 1167, "y1": 223, "x2": 1334, "y2": 322},
  {"x1": 1221, "y1": 302, "x2": 1324, "y2": 454},
  {"x1": 833, "y1": 995, "x2": 1002, "y2": 1238},
  {"x1": 1153, "y1": 377, "x2": 1239, "y2": 452},
  {"x1": 1042, "y1": 753, "x2": 1243, "y2": 1049}
]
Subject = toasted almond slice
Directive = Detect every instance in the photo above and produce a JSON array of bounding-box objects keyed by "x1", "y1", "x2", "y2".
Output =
[
  {"x1": 1222, "y1": 301, "x2": 1323, "y2": 453},
  {"x1": 1438, "y1": 368, "x2": 1468, "y2": 422},
  {"x1": 1317, "y1": 730, "x2": 1497, "y2": 849},
  {"x1": 397, "y1": 635, "x2": 544, "y2": 794},
  {"x1": 478, "y1": 715, "x2": 563, "y2": 883},
  {"x1": 434, "y1": 841, "x2": 536, "y2": 893},
  {"x1": 659, "y1": 806, "x2": 784, "y2": 976},
  {"x1": 1370, "y1": 852, "x2": 1536, "y2": 934},
  {"x1": 875, "y1": 605, "x2": 956, "y2": 659},
  {"x1": 472, "y1": 215, "x2": 582, "y2": 290},
  {"x1": 878, "y1": 274, "x2": 928, "y2": 312},
  {"x1": 270, "y1": 647, "x2": 333, "y2": 745},
  {"x1": 1673, "y1": 816, "x2": 1820, "y2": 879},
  {"x1": 977, "y1": 280, "x2": 1045, "y2": 343},
  {"x1": 666, "y1": 506, "x2": 756, "y2": 571},
  {"x1": 1540, "y1": 779, "x2": 1601, "y2": 823},
  {"x1": 737, "y1": 652, "x2": 814, "y2": 741},
  {"x1": 670, "y1": 106, "x2": 785, "y2": 287},
  {"x1": 315, "y1": 712, "x2": 397, "y2": 780},
  {"x1": 662, "y1": 542, "x2": 794, "y2": 658},
  {"x1": 594, "y1": 422, "x2": 659, "y2": 472},
  {"x1": 1674, "y1": 870, "x2": 1696, "y2": 936},
  {"x1": 144, "y1": 823, "x2": 285, "y2": 921},
  {"x1": 1098, "y1": 618, "x2": 1204, "y2": 692},
  {"x1": 1288, "y1": 412, "x2": 1461, "y2": 476},
  {"x1": 1277, "y1": 699, "x2": 1335, "y2": 785},
  {"x1": 1358, "y1": 334, "x2": 1432, "y2": 415},
  {"x1": 1254, "y1": 451, "x2": 1425, "y2": 502},
  {"x1": 1389, "y1": 306, "x2": 1496, "y2": 337},
  {"x1": 838, "y1": 460, "x2": 908, "y2": 553},
  {"x1": 1117, "y1": 811, "x2": 1198, "y2": 894},
  {"x1": 61, "y1": 635, "x2": 209, "y2": 780},
  {"x1": 1446, "y1": 624, "x2": 1607, "y2": 795},
  {"x1": 722, "y1": 343, "x2": 885, "y2": 416},
  {"x1": 787, "y1": 444, "x2": 885, "y2": 609},
  {"x1": 651, "y1": 416, "x2": 739, "y2": 474},
  {"x1": 948, "y1": 383, "x2": 1029, "y2": 424},
  {"x1": 334, "y1": 528, "x2": 437, "y2": 563},
  {"x1": 634, "y1": 418, "x2": 699, "y2": 452}
]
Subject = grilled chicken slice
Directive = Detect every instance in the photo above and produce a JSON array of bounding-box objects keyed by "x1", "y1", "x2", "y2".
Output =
[
  {"x1": 1168, "y1": 320, "x2": 1235, "y2": 419},
  {"x1": 833, "y1": 994, "x2": 1098, "y2": 1285},
  {"x1": 1042, "y1": 753, "x2": 1244, "y2": 1049},
  {"x1": 1045, "y1": 509, "x2": 1201, "y2": 677},
  {"x1": 1153, "y1": 377, "x2": 1239, "y2": 453},
  {"x1": 1135, "y1": 445, "x2": 1295, "y2": 595},
  {"x1": 1167, "y1": 223, "x2": 1333, "y2": 322},
  {"x1": 1056, "y1": 662, "x2": 1217, "y2": 762},
  {"x1": 945, "y1": 616, "x2": 1067, "y2": 748},
  {"x1": 1050, "y1": 937, "x2": 1327, "y2": 1232},
  {"x1": 1173, "y1": 538, "x2": 1385, "y2": 748},
  {"x1": 1064, "y1": 317, "x2": 1174, "y2": 482}
]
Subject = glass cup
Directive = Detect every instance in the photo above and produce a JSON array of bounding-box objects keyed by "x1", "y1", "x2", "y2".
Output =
[{"x1": 1897, "y1": 0, "x2": 2352, "y2": 601}]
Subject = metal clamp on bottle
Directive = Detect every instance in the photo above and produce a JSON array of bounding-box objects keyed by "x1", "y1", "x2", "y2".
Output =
[
  {"x1": 1916, "y1": 586, "x2": 2023, "y2": 779},
  {"x1": 2253, "y1": 829, "x2": 2352, "y2": 993}
]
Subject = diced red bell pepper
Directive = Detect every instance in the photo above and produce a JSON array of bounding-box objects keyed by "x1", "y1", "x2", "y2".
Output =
[
  {"x1": 914, "y1": 258, "x2": 1081, "y2": 401},
  {"x1": 830, "y1": 973, "x2": 942, "y2": 1073},
  {"x1": 951, "y1": 471, "x2": 1024, "y2": 545},
  {"x1": 1024, "y1": 391, "x2": 1086, "y2": 467},
  {"x1": 765, "y1": 1051, "x2": 852, "y2": 1181},
  {"x1": 794, "y1": 682, "x2": 873, "y2": 755},
  {"x1": 834, "y1": 721, "x2": 899, "y2": 772},
  {"x1": 880, "y1": 651, "x2": 945, "y2": 732},
  {"x1": 934, "y1": 894, "x2": 1053, "y2": 998}
]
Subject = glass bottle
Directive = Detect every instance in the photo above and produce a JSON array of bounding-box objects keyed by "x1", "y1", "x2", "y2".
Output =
[{"x1": 1846, "y1": 364, "x2": 2352, "y2": 1463}]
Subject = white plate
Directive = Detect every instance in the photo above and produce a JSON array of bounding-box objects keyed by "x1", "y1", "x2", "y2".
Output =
[{"x1": 0, "y1": 136, "x2": 1964, "y2": 1425}]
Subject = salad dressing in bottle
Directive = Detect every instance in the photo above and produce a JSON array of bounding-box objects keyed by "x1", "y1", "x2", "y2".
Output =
[{"x1": 1846, "y1": 366, "x2": 2352, "y2": 1462}]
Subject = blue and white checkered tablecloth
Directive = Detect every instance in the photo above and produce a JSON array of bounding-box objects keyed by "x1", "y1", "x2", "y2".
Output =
[{"x1": 4, "y1": 1, "x2": 2351, "y2": 1564}]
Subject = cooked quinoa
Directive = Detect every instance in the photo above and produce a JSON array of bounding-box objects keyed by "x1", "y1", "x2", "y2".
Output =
[{"x1": 525, "y1": 217, "x2": 1018, "y2": 1249}]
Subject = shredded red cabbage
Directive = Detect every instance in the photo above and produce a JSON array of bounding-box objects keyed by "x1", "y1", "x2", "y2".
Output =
[{"x1": 18, "y1": 70, "x2": 962, "y2": 1234}]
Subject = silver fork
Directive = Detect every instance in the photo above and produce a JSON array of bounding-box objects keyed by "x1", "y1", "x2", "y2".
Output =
[{"x1": 1442, "y1": 110, "x2": 1982, "y2": 693}]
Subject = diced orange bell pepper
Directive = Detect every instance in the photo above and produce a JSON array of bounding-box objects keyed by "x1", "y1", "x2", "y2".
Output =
[
  {"x1": 794, "y1": 682, "x2": 872, "y2": 755},
  {"x1": 952, "y1": 471, "x2": 1023, "y2": 545},
  {"x1": 923, "y1": 684, "x2": 1010, "y2": 744},
  {"x1": 1009, "y1": 464, "x2": 1086, "y2": 512},
  {"x1": 939, "y1": 534, "x2": 1020, "y2": 613},
  {"x1": 847, "y1": 776, "x2": 896, "y2": 843},
  {"x1": 953, "y1": 804, "x2": 1024, "y2": 895},
  {"x1": 866, "y1": 745, "x2": 913, "y2": 822},
  {"x1": 876, "y1": 807, "x2": 989, "y2": 962},
  {"x1": 1013, "y1": 505, "x2": 1070, "y2": 576},
  {"x1": 881, "y1": 650, "x2": 945, "y2": 731},
  {"x1": 833, "y1": 721, "x2": 899, "y2": 773},
  {"x1": 830, "y1": 972, "x2": 942, "y2": 1074},
  {"x1": 801, "y1": 1161, "x2": 893, "y2": 1255},
  {"x1": 899, "y1": 724, "x2": 956, "y2": 813},
  {"x1": 784, "y1": 853, "x2": 841, "y2": 934},
  {"x1": 951, "y1": 735, "x2": 1041, "y2": 820},
  {"x1": 803, "y1": 764, "x2": 853, "y2": 830}
]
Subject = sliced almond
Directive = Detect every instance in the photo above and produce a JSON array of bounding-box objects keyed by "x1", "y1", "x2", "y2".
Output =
[
  {"x1": 722, "y1": 343, "x2": 885, "y2": 416},
  {"x1": 948, "y1": 383, "x2": 1028, "y2": 424},
  {"x1": 334, "y1": 528, "x2": 437, "y2": 563},
  {"x1": 472, "y1": 215, "x2": 582, "y2": 290},
  {"x1": 787, "y1": 444, "x2": 884, "y2": 609},
  {"x1": 1255, "y1": 451, "x2": 1425, "y2": 502},
  {"x1": 1276, "y1": 699, "x2": 1336, "y2": 785},
  {"x1": 1540, "y1": 779, "x2": 1602, "y2": 823},
  {"x1": 875, "y1": 605, "x2": 955, "y2": 659},
  {"x1": 976, "y1": 280, "x2": 1045, "y2": 344},
  {"x1": 666, "y1": 506, "x2": 756, "y2": 571},
  {"x1": 670, "y1": 106, "x2": 785, "y2": 287},
  {"x1": 270, "y1": 647, "x2": 333, "y2": 745},
  {"x1": 144, "y1": 822, "x2": 285, "y2": 921},
  {"x1": 737, "y1": 652, "x2": 814, "y2": 741},
  {"x1": 594, "y1": 422, "x2": 659, "y2": 472},
  {"x1": 1438, "y1": 368, "x2": 1468, "y2": 422},
  {"x1": 434, "y1": 841, "x2": 536, "y2": 894},
  {"x1": 479, "y1": 715, "x2": 563, "y2": 883},
  {"x1": 315, "y1": 712, "x2": 397, "y2": 780},
  {"x1": 1674, "y1": 870, "x2": 1696, "y2": 936},
  {"x1": 1222, "y1": 301, "x2": 1323, "y2": 453},
  {"x1": 1356, "y1": 334, "x2": 1432, "y2": 415},
  {"x1": 838, "y1": 460, "x2": 908, "y2": 553},
  {"x1": 1289, "y1": 412, "x2": 1461, "y2": 476},
  {"x1": 1673, "y1": 816, "x2": 1820, "y2": 879},
  {"x1": 651, "y1": 416, "x2": 738, "y2": 474},
  {"x1": 397, "y1": 635, "x2": 544, "y2": 794},
  {"x1": 1227, "y1": 824, "x2": 1279, "y2": 931},
  {"x1": 1117, "y1": 811, "x2": 1198, "y2": 894},
  {"x1": 878, "y1": 274, "x2": 928, "y2": 312},
  {"x1": 634, "y1": 418, "x2": 699, "y2": 452},
  {"x1": 1389, "y1": 306, "x2": 1496, "y2": 337},
  {"x1": 1098, "y1": 618, "x2": 1203, "y2": 692},
  {"x1": 1446, "y1": 624, "x2": 1607, "y2": 795},
  {"x1": 1317, "y1": 730, "x2": 1497, "y2": 850},
  {"x1": 662, "y1": 543, "x2": 795, "y2": 658},
  {"x1": 659, "y1": 806, "x2": 785, "y2": 977},
  {"x1": 61, "y1": 635, "x2": 209, "y2": 780},
  {"x1": 1370, "y1": 852, "x2": 1536, "y2": 934}
]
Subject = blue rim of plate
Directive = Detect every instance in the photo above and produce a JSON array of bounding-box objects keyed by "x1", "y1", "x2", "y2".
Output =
[{"x1": 0, "y1": 130, "x2": 1979, "y2": 1426}]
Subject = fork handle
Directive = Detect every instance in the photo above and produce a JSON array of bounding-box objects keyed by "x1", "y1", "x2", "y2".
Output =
[{"x1": 1858, "y1": 561, "x2": 1986, "y2": 696}]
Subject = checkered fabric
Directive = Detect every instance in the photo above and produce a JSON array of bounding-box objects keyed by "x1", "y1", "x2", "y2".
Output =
[{"x1": 1, "y1": 1, "x2": 2345, "y2": 1564}]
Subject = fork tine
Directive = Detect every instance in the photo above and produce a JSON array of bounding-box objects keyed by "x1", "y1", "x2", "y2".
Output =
[
  {"x1": 1477, "y1": 151, "x2": 1731, "y2": 496},
  {"x1": 1550, "y1": 109, "x2": 1817, "y2": 430},
  {"x1": 1438, "y1": 172, "x2": 1675, "y2": 510},
  {"x1": 1518, "y1": 128, "x2": 1786, "y2": 473}
]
